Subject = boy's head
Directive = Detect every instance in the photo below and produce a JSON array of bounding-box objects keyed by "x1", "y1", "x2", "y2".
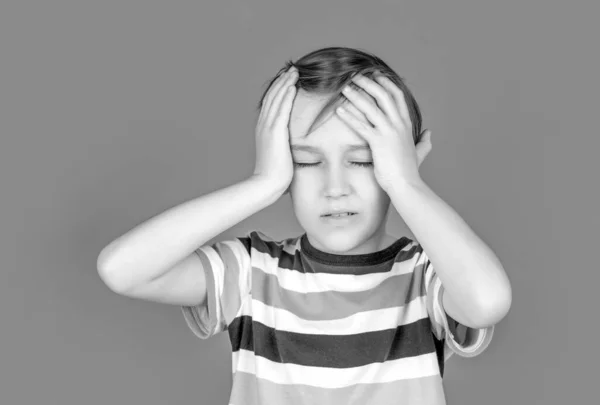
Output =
[
  {"x1": 257, "y1": 46, "x2": 423, "y2": 144},
  {"x1": 257, "y1": 47, "x2": 423, "y2": 255}
]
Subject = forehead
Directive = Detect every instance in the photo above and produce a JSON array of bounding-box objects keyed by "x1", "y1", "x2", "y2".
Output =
[{"x1": 289, "y1": 89, "x2": 368, "y2": 150}]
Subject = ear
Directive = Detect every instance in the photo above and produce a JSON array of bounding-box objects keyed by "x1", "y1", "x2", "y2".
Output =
[{"x1": 416, "y1": 130, "x2": 432, "y2": 168}]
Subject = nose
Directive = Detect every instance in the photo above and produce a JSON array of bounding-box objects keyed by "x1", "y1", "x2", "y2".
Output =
[{"x1": 323, "y1": 165, "x2": 351, "y2": 198}]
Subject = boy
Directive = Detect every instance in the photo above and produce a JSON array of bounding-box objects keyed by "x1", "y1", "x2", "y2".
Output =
[{"x1": 97, "y1": 47, "x2": 512, "y2": 404}]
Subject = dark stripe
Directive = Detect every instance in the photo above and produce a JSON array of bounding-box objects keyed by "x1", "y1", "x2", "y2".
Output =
[
  {"x1": 240, "y1": 231, "x2": 422, "y2": 275},
  {"x1": 300, "y1": 233, "x2": 412, "y2": 267},
  {"x1": 228, "y1": 316, "x2": 438, "y2": 369},
  {"x1": 433, "y1": 334, "x2": 445, "y2": 378},
  {"x1": 236, "y1": 235, "x2": 252, "y2": 255}
]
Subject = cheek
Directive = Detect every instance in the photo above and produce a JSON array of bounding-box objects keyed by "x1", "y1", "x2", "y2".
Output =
[
  {"x1": 289, "y1": 176, "x2": 310, "y2": 195},
  {"x1": 370, "y1": 188, "x2": 392, "y2": 210},
  {"x1": 288, "y1": 186, "x2": 312, "y2": 209},
  {"x1": 290, "y1": 172, "x2": 322, "y2": 192},
  {"x1": 357, "y1": 177, "x2": 386, "y2": 196}
]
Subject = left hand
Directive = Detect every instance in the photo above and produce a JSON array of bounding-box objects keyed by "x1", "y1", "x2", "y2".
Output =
[{"x1": 335, "y1": 72, "x2": 432, "y2": 192}]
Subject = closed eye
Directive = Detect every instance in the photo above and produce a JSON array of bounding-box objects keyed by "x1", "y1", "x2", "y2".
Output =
[
  {"x1": 293, "y1": 162, "x2": 373, "y2": 168},
  {"x1": 350, "y1": 162, "x2": 373, "y2": 168}
]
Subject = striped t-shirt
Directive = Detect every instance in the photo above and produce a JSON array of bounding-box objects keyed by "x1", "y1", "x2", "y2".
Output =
[{"x1": 181, "y1": 230, "x2": 495, "y2": 405}]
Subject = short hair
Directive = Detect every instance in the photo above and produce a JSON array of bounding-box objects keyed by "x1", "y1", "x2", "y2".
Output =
[{"x1": 256, "y1": 46, "x2": 423, "y2": 144}]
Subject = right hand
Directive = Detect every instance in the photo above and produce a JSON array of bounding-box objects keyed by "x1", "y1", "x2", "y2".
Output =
[{"x1": 252, "y1": 66, "x2": 298, "y2": 196}]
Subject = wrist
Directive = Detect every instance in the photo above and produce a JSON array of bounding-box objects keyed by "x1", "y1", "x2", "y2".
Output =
[
  {"x1": 385, "y1": 175, "x2": 426, "y2": 194},
  {"x1": 248, "y1": 175, "x2": 289, "y2": 199}
]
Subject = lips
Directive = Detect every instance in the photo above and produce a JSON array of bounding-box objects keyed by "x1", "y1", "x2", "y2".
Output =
[{"x1": 321, "y1": 212, "x2": 357, "y2": 217}]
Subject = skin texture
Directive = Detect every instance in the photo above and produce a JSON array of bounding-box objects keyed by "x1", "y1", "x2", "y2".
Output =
[{"x1": 287, "y1": 89, "x2": 398, "y2": 255}]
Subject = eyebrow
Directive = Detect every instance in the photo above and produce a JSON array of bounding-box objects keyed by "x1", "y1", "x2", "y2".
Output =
[{"x1": 291, "y1": 144, "x2": 371, "y2": 152}]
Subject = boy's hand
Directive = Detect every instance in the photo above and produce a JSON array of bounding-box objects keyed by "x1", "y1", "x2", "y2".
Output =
[
  {"x1": 335, "y1": 72, "x2": 432, "y2": 192},
  {"x1": 252, "y1": 66, "x2": 298, "y2": 196}
]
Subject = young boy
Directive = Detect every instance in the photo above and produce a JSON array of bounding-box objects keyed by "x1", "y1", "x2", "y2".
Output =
[{"x1": 97, "y1": 47, "x2": 512, "y2": 404}]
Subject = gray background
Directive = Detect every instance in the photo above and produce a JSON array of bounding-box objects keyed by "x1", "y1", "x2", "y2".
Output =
[{"x1": 1, "y1": 0, "x2": 596, "y2": 404}]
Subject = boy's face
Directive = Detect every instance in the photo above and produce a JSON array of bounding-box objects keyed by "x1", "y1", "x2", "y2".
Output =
[{"x1": 288, "y1": 89, "x2": 392, "y2": 255}]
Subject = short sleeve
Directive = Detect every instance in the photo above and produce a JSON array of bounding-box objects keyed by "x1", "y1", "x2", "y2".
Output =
[
  {"x1": 180, "y1": 235, "x2": 252, "y2": 340},
  {"x1": 421, "y1": 249, "x2": 495, "y2": 361}
]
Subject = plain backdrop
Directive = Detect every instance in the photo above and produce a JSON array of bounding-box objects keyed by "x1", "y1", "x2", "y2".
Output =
[{"x1": 1, "y1": 0, "x2": 597, "y2": 404}]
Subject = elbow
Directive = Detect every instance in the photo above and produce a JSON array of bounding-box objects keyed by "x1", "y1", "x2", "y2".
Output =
[
  {"x1": 475, "y1": 283, "x2": 513, "y2": 329},
  {"x1": 97, "y1": 261, "x2": 122, "y2": 294},
  {"x1": 96, "y1": 245, "x2": 128, "y2": 293}
]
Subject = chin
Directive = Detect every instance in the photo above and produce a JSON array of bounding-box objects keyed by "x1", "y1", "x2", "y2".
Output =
[{"x1": 310, "y1": 228, "x2": 372, "y2": 253}]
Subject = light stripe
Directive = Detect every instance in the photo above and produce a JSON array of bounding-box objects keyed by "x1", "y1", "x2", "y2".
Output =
[
  {"x1": 229, "y1": 370, "x2": 446, "y2": 405},
  {"x1": 227, "y1": 238, "x2": 253, "y2": 300},
  {"x1": 242, "y1": 295, "x2": 429, "y2": 335},
  {"x1": 430, "y1": 271, "x2": 446, "y2": 338},
  {"x1": 219, "y1": 243, "x2": 243, "y2": 326},
  {"x1": 181, "y1": 248, "x2": 218, "y2": 338},
  {"x1": 231, "y1": 349, "x2": 440, "y2": 388}
]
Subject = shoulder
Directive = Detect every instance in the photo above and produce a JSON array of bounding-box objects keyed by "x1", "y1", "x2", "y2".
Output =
[
  {"x1": 389, "y1": 234, "x2": 429, "y2": 270},
  {"x1": 236, "y1": 229, "x2": 298, "y2": 257}
]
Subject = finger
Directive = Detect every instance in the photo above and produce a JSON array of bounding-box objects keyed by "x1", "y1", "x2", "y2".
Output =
[
  {"x1": 260, "y1": 67, "x2": 296, "y2": 121},
  {"x1": 351, "y1": 74, "x2": 402, "y2": 125},
  {"x1": 373, "y1": 74, "x2": 411, "y2": 125},
  {"x1": 273, "y1": 83, "x2": 297, "y2": 129},
  {"x1": 417, "y1": 129, "x2": 432, "y2": 147},
  {"x1": 422, "y1": 129, "x2": 432, "y2": 143},
  {"x1": 260, "y1": 71, "x2": 288, "y2": 120},
  {"x1": 266, "y1": 71, "x2": 298, "y2": 126},
  {"x1": 335, "y1": 105, "x2": 373, "y2": 141},
  {"x1": 341, "y1": 99, "x2": 373, "y2": 128},
  {"x1": 341, "y1": 84, "x2": 388, "y2": 129},
  {"x1": 262, "y1": 67, "x2": 295, "y2": 120}
]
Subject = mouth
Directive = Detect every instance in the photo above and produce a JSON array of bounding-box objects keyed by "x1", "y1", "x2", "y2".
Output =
[{"x1": 321, "y1": 212, "x2": 358, "y2": 218}]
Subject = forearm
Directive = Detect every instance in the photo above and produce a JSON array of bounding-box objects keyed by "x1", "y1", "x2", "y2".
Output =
[
  {"x1": 387, "y1": 178, "x2": 512, "y2": 323},
  {"x1": 97, "y1": 175, "x2": 283, "y2": 291}
]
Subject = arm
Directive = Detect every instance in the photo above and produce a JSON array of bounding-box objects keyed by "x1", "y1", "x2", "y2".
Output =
[
  {"x1": 332, "y1": 72, "x2": 511, "y2": 330},
  {"x1": 98, "y1": 65, "x2": 299, "y2": 296},
  {"x1": 388, "y1": 178, "x2": 512, "y2": 330},
  {"x1": 97, "y1": 175, "x2": 283, "y2": 293}
]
